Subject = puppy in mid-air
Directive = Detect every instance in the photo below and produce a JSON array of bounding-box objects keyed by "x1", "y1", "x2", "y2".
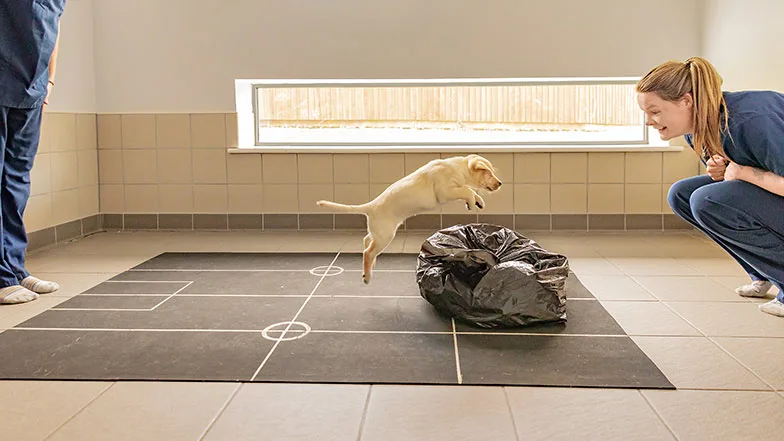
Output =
[{"x1": 317, "y1": 154, "x2": 503, "y2": 283}]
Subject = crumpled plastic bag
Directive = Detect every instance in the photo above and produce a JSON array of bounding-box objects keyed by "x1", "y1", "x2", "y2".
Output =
[{"x1": 416, "y1": 223, "x2": 570, "y2": 328}]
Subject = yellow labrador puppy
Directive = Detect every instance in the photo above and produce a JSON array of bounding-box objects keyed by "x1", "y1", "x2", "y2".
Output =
[{"x1": 317, "y1": 154, "x2": 503, "y2": 283}]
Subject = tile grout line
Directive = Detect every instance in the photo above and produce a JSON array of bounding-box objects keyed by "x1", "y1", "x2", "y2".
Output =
[
  {"x1": 502, "y1": 387, "x2": 522, "y2": 441},
  {"x1": 625, "y1": 270, "x2": 779, "y2": 392},
  {"x1": 197, "y1": 382, "x2": 243, "y2": 441},
  {"x1": 42, "y1": 382, "x2": 116, "y2": 441},
  {"x1": 354, "y1": 385, "x2": 373, "y2": 441},
  {"x1": 705, "y1": 336, "x2": 779, "y2": 392},
  {"x1": 637, "y1": 389, "x2": 681, "y2": 441},
  {"x1": 249, "y1": 251, "x2": 341, "y2": 381}
]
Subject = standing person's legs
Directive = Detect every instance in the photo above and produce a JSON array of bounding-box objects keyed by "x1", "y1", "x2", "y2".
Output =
[
  {"x1": 688, "y1": 180, "x2": 784, "y2": 316},
  {"x1": 667, "y1": 175, "x2": 772, "y2": 295},
  {"x1": 0, "y1": 106, "x2": 59, "y2": 305}
]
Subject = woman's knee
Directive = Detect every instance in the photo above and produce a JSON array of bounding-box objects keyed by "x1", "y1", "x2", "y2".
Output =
[
  {"x1": 689, "y1": 182, "x2": 745, "y2": 229},
  {"x1": 667, "y1": 176, "x2": 709, "y2": 216},
  {"x1": 689, "y1": 186, "x2": 715, "y2": 225}
]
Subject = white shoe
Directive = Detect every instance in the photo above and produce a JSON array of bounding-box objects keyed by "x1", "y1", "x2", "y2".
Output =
[
  {"x1": 759, "y1": 299, "x2": 784, "y2": 317},
  {"x1": 736, "y1": 280, "x2": 773, "y2": 298}
]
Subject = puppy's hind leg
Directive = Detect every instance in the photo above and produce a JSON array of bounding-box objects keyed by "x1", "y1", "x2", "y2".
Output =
[{"x1": 362, "y1": 224, "x2": 397, "y2": 284}]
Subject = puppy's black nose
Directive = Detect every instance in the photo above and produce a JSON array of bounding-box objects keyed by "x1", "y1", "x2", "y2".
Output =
[{"x1": 498, "y1": 181, "x2": 503, "y2": 187}]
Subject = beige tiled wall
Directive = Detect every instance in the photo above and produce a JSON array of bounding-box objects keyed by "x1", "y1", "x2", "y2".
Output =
[
  {"x1": 94, "y1": 113, "x2": 702, "y2": 230},
  {"x1": 24, "y1": 112, "x2": 100, "y2": 240}
]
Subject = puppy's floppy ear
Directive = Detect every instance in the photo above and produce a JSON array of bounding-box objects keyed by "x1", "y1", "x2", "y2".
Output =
[{"x1": 468, "y1": 155, "x2": 490, "y2": 172}]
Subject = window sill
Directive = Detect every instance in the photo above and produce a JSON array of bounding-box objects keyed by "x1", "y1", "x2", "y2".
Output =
[{"x1": 228, "y1": 144, "x2": 683, "y2": 154}]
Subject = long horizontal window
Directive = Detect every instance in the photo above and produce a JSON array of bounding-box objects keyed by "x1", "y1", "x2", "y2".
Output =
[{"x1": 251, "y1": 78, "x2": 648, "y2": 147}]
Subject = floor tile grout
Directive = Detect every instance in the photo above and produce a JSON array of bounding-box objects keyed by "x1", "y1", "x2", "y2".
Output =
[
  {"x1": 638, "y1": 389, "x2": 681, "y2": 441},
  {"x1": 626, "y1": 273, "x2": 779, "y2": 391},
  {"x1": 197, "y1": 383, "x2": 243, "y2": 441},
  {"x1": 502, "y1": 387, "x2": 522, "y2": 441},
  {"x1": 42, "y1": 381, "x2": 115, "y2": 441},
  {"x1": 354, "y1": 385, "x2": 373, "y2": 441}
]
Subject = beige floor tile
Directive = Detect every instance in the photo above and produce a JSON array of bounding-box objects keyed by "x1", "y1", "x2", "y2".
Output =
[
  {"x1": 633, "y1": 276, "x2": 743, "y2": 302},
  {"x1": 713, "y1": 337, "x2": 784, "y2": 390},
  {"x1": 0, "y1": 381, "x2": 111, "y2": 441},
  {"x1": 35, "y1": 236, "x2": 163, "y2": 256},
  {"x1": 567, "y1": 258, "x2": 624, "y2": 276},
  {"x1": 213, "y1": 231, "x2": 291, "y2": 252},
  {"x1": 203, "y1": 383, "x2": 368, "y2": 441},
  {"x1": 157, "y1": 233, "x2": 235, "y2": 252},
  {"x1": 403, "y1": 236, "x2": 428, "y2": 253},
  {"x1": 641, "y1": 241, "x2": 720, "y2": 258},
  {"x1": 26, "y1": 272, "x2": 115, "y2": 298},
  {"x1": 360, "y1": 385, "x2": 517, "y2": 441},
  {"x1": 712, "y1": 276, "x2": 779, "y2": 303},
  {"x1": 505, "y1": 387, "x2": 674, "y2": 441},
  {"x1": 712, "y1": 275, "x2": 757, "y2": 291},
  {"x1": 0, "y1": 296, "x2": 68, "y2": 329},
  {"x1": 631, "y1": 336, "x2": 771, "y2": 390},
  {"x1": 277, "y1": 238, "x2": 347, "y2": 252},
  {"x1": 593, "y1": 243, "x2": 672, "y2": 258},
  {"x1": 48, "y1": 382, "x2": 238, "y2": 441},
  {"x1": 676, "y1": 257, "x2": 749, "y2": 277},
  {"x1": 642, "y1": 390, "x2": 784, "y2": 441},
  {"x1": 528, "y1": 237, "x2": 602, "y2": 257},
  {"x1": 666, "y1": 302, "x2": 784, "y2": 337},
  {"x1": 577, "y1": 275, "x2": 656, "y2": 301},
  {"x1": 24, "y1": 254, "x2": 153, "y2": 274},
  {"x1": 213, "y1": 239, "x2": 283, "y2": 252},
  {"x1": 607, "y1": 258, "x2": 696, "y2": 276},
  {"x1": 600, "y1": 301, "x2": 701, "y2": 336}
]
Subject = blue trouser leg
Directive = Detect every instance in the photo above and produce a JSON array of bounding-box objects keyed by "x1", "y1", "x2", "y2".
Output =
[
  {"x1": 667, "y1": 175, "x2": 767, "y2": 280},
  {"x1": 0, "y1": 106, "x2": 42, "y2": 288},
  {"x1": 669, "y1": 175, "x2": 784, "y2": 302}
]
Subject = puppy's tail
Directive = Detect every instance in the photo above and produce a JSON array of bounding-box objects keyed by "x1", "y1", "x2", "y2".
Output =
[{"x1": 316, "y1": 200, "x2": 370, "y2": 214}]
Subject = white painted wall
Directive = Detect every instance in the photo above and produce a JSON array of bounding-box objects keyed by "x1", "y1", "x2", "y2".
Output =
[
  {"x1": 702, "y1": 0, "x2": 784, "y2": 91},
  {"x1": 46, "y1": 0, "x2": 97, "y2": 113},
  {"x1": 91, "y1": 0, "x2": 704, "y2": 113}
]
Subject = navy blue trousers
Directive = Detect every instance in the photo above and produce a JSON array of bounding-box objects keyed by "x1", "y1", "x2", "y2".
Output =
[
  {"x1": 0, "y1": 106, "x2": 41, "y2": 288},
  {"x1": 668, "y1": 175, "x2": 784, "y2": 302}
]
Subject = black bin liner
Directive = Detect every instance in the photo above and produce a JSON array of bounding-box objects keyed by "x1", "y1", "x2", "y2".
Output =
[{"x1": 416, "y1": 223, "x2": 570, "y2": 328}]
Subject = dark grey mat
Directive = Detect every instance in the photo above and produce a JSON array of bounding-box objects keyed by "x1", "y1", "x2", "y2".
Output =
[{"x1": 0, "y1": 252, "x2": 674, "y2": 389}]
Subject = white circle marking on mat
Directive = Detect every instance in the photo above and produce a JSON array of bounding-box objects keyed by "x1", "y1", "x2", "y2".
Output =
[
  {"x1": 309, "y1": 265, "x2": 344, "y2": 277},
  {"x1": 262, "y1": 321, "x2": 312, "y2": 341}
]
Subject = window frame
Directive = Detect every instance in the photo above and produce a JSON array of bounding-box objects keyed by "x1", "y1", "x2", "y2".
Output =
[{"x1": 234, "y1": 77, "x2": 673, "y2": 153}]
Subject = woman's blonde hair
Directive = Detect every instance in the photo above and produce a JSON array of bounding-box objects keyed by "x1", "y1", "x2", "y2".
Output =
[{"x1": 636, "y1": 57, "x2": 729, "y2": 160}]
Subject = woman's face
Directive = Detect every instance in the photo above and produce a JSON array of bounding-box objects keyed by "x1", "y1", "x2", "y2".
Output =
[{"x1": 637, "y1": 92, "x2": 694, "y2": 140}]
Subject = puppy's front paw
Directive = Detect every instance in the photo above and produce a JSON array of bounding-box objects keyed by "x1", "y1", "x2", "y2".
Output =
[
  {"x1": 475, "y1": 196, "x2": 485, "y2": 209},
  {"x1": 465, "y1": 202, "x2": 472, "y2": 211},
  {"x1": 362, "y1": 273, "x2": 370, "y2": 284}
]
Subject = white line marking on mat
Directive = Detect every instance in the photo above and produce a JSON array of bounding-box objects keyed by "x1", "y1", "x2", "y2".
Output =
[
  {"x1": 250, "y1": 252, "x2": 342, "y2": 381},
  {"x1": 452, "y1": 318, "x2": 463, "y2": 384},
  {"x1": 103, "y1": 280, "x2": 194, "y2": 283},
  {"x1": 150, "y1": 281, "x2": 194, "y2": 310}
]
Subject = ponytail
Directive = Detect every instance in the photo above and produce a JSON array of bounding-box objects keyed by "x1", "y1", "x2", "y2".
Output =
[{"x1": 636, "y1": 57, "x2": 729, "y2": 160}]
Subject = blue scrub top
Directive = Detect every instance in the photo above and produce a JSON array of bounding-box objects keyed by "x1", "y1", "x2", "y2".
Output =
[
  {"x1": 685, "y1": 90, "x2": 784, "y2": 179},
  {"x1": 0, "y1": 0, "x2": 67, "y2": 108}
]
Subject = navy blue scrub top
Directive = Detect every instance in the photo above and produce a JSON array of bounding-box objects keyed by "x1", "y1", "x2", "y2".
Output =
[{"x1": 0, "y1": 0, "x2": 67, "y2": 108}]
